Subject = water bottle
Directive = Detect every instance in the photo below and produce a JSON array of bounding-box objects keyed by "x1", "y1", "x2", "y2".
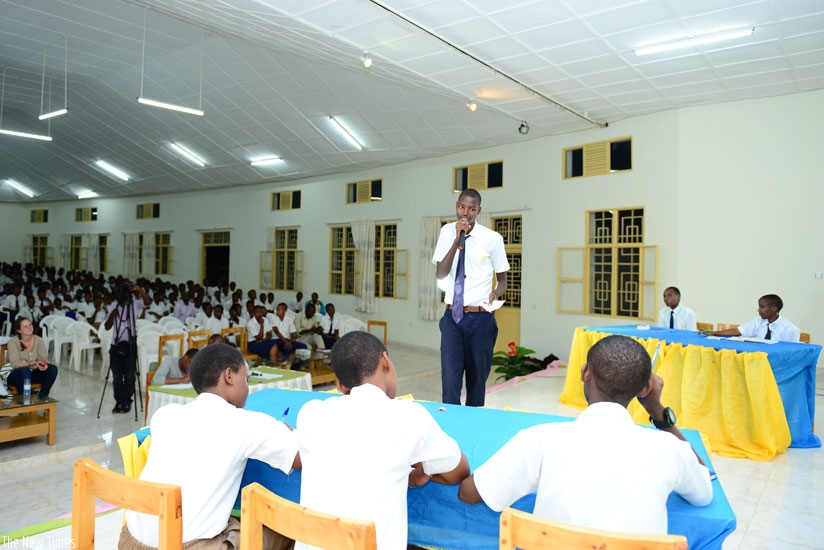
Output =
[{"x1": 23, "y1": 372, "x2": 31, "y2": 397}]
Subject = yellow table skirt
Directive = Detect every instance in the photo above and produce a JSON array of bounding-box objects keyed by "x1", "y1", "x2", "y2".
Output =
[{"x1": 560, "y1": 327, "x2": 791, "y2": 460}]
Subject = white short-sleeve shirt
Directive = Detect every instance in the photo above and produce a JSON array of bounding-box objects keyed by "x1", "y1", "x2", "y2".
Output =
[
  {"x1": 246, "y1": 317, "x2": 273, "y2": 342},
  {"x1": 656, "y1": 304, "x2": 697, "y2": 331},
  {"x1": 431, "y1": 222, "x2": 509, "y2": 306},
  {"x1": 738, "y1": 315, "x2": 800, "y2": 342},
  {"x1": 472, "y1": 402, "x2": 712, "y2": 535},
  {"x1": 296, "y1": 384, "x2": 462, "y2": 550}
]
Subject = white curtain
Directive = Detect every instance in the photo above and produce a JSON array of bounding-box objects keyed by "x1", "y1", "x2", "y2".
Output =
[
  {"x1": 477, "y1": 210, "x2": 491, "y2": 229},
  {"x1": 23, "y1": 234, "x2": 33, "y2": 265},
  {"x1": 87, "y1": 234, "x2": 100, "y2": 274},
  {"x1": 123, "y1": 233, "x2": 140, "y2": 280},
  {"x1": 142, "y1": 232, "x2": 156, "y2": 279},
  {"x1": 58, "y1": 234, "x2": 72, "y2": 270},
  {"x1": 351, "y1": 220, "x2": 376, "y2": 313},
  {"x1": 419, "y1": 217, "x2": 442, "y2": 320}
]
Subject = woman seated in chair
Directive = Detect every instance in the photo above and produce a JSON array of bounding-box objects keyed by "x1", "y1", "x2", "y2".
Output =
[{"x1": 6, "y1": 317, "x2": 59, "y2": 398}]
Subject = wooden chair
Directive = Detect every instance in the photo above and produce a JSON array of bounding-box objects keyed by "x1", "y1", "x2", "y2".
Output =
[
  {"x1": 366, "y1": 320, "x2": 388, "y2": 345},
  {"x1": 145, "y1": 371, "x2": 156, "y2": 423},
  {"x1": 187, "y1": 329, "x2": 210, "y2": 350},
  {"x1": 696, "y1": 322, "x2": 713, "y2": 332},
  {"x1": 800, "y1": 332, "x2": 811, "y2": 344},
  {"x1": 158, "y1": 333, "x2": 185, "y2": 365},
  {"x1": 72, "y1": 458, "x2": 183, "y2": 550},
  {"x1": 499, "y1": 507, "x2": 687, "y2": 550},
  {"x1": 221, "y1": 326, "x2": 258, "y2": 362},
  {"x1": 240, "y1": 482, "x2": 376, "y2": 550},
  {"x1": 716, "y1": 323, "x2": 739, "y2": 331}
]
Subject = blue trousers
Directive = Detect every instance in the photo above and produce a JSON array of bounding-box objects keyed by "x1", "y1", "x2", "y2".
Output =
[
  {"x1": 8, "y1": 364, "x2": 59, "y2": 397},
  {"x1": 439, "y1": 309, "x2": 498, "y2": 407}
]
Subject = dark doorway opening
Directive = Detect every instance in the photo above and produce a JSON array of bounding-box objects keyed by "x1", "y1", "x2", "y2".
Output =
[{"x1": 204, "y1": 246, "x2": 230, "y2": 288}]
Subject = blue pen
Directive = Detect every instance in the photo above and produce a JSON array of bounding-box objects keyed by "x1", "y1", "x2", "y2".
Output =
[{"x1": 281, "y1": 407, "x2": 290, "y2": 422}]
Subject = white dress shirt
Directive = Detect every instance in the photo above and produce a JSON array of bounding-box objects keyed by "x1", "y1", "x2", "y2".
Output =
[
  {"x1": 738, "y1": 315, "x2": 800, "y2": 342},
  {"x1": 656, "y1": 304, "x2": 697, "y2": 331},
  {"x1": 472, "y1": 402, "x2": 712, "y2": 535},
  {"x1": 320, "y1": 313, "x2": 340, "y2": 336},
  {"x1": 246, "y1": 317, "x2": 273, "y2": 343},
  {"x1": 296, "y1": 384, "x2": 462, "y2": 550},
  {"x1": 271, "y1": 315, "x2": 296, "y2": 340}
]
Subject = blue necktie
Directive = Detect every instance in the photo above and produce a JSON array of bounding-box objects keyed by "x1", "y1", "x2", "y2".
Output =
[
  {"x1": 669, "y1": 310, "x2": 674, "y2": 329},
  {"x1": 452, "y1": 242, "x2": 466, "y2": 324},
  {"x1": 765, "y1": 324, "x2": 772, "y2": 340}
]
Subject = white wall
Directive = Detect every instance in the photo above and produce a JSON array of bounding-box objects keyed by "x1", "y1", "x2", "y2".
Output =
[{"x1": 5, "y1": 89, "x2": 821, "y2": 360}]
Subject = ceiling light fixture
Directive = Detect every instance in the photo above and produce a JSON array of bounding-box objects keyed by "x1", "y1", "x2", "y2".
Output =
[
  {"x1": 170, "y1": 142, "x2": 206, "y2": 167},
  {"x1": 518, "y1": 121, "x2": 529, "y2": 135},
  {"x1": 77, "y1": 190, "x2": 98, "y2": 199},
  {"x1": 137, "y1": 10, "x2": 205, "y2": 116},
  {"x1": 634, "y1": 27, "x2": 755, "y2": 56},
  {"x1": 466, "y1": 101, "x2": 478, "y2": 113},
  {"x1": 95, "y1": 160, "x2": 130, "y2": 182},
  {"x1": 250, "y1": 157, "x2": 283, "y2": 166},
  {"x1": 0, "y1": 68, "x2": 53, "y2": 141},
  {"x1": 329, "y1": 116, "x2": 364, "y2": 150},
  {"x1": 361, "y1": 52, "x2": 373, "y2": 69},
  {"x1": 39, "y1": 35, "x2": 69, "y2": 120},
  {"x1": 6, "y1": 179, "x2": 35, "y2": 198}
]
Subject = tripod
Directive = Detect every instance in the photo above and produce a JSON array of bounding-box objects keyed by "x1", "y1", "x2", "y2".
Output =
[{"x1": 97, "y1": 297, "x2": 144, "y2": 421}]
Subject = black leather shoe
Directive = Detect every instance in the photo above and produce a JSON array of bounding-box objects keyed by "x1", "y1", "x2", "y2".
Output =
[{"x1": 112, "y1": 403, "x2": 126, "y2": 413}]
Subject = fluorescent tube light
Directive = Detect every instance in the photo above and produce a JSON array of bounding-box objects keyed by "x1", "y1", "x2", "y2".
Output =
[
  {"x1": 138, "y1": 97, "x2": 204, "y2": 116},
  {"x1": 170, "y1": 142, "x2": 205, "y2": 167},
  {"x1": 6, "y1": 179, "x2": 34, "y2": 198},
  {"x1": 634, "y1": 27, "x2": 755, "y2": 56},
  {"x1": 39, "y1": 108, "x2": 68, "y2": 120},
  {"x1": 0, "y1": 128, "x2": 53, "y2": 142},
  {"x1": 251, "y1": 157, "x2": 283, "y2": 166},
  {"x1": 329, "y1": 116, "x2": 363, "y2": 151},
  {"x1": 77, "y1": 191, "x2": 98, "y2": 199},
  {"x1": 95, "y1": 160, "x2": 130, "y2": 182}
]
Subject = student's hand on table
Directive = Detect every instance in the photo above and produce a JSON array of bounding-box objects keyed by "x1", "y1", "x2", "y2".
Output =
[{"x1": 408, "y1": 462, "x2": 431, "y2": 488}]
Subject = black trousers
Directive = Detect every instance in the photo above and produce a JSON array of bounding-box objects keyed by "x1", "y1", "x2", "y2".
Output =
[{"x1": 109, "y1": 343, "x2": 136, "y2": 405}]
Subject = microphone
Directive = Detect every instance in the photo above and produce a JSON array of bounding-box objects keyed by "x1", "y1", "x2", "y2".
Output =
[{"x1": 458, "y1": 230, "x2": 466, "y2": 250}]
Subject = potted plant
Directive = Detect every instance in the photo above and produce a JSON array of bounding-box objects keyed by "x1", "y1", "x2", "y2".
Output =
[{"x1": 493, "y1": 342, "x2": 543, "y2": 381}]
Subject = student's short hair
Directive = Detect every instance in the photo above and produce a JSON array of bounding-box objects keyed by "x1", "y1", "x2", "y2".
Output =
[
  {"x1": 458, "y1": 188, "x2": 482, "y2": 206},
  {"x1": 208, "y1": 334, "x2": 227, "y2": 345},
  {"x1": 760, "y1": 294, "x2": 783, "y2": 312},
  {"x1": 184, "y1": 348, "x2": 199, "y2": 360},
  {"x1": 331, "y1": 331, "x2": 386, "y2": 390},
  {"x1": 665, "y1": 286, "x2": 681, "y2": 296},
  {"x1": 277, "y1": 302, "x2": 287, "y2": 309},
  {"x1": 587, "y1": 335, "x2": 651, "y2": 406},
  {"x1": 189, "y1": 343, "x2": 244, "y2": 393},
  {"x1": 326, "y1": 303, "x2": 335, "y2": 310}
]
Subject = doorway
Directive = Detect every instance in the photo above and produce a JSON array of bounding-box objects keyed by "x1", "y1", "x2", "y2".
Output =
[
  {"x1": 201, "y1": 232, "x2": 230, "y2": 288},
  {"x1": 491, "y1": 216, "x2": 522, "y2": 354}
]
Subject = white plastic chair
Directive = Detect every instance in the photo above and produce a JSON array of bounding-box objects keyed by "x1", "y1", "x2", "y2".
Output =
[
  {"x1": 137, "y1": 331, "x2": 161, "y2": 388},
  {"x1": 136, "y1": 319, "x2": 155, "y2": 331},
  {"x1": 52, "y1": 317, "x2": 76, "y2": 363},
  {"x1": 184, "y1": 317, "x2": 199, "y2": 331},
  {"x1": 158, "y1": 316, "x2": 186, "y2": 333},
  {"x1": 40, "y1": 314, "x2": 65, "y2": 356},
  {"x1": 138, "y1": 323, "x2": 166, "y2": 338},
  {"x1": 0, "y1": 306, "x2": 13, "y2": 337},
  {"x1": 68, "y1": 322, "x2": 102, "y2": 371},
  {"x1": 97, "y1": 325, "x2": 113, "y2": 372},
  {"x1": 339, "y1": 317, "x2": 366, "y2": 336}
]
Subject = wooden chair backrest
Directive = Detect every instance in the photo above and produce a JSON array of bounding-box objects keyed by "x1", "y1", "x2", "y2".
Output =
[
  {"x1": 366, "y1": 320, "x2": 388, "y2": 345},
  {"x1": 145, "y1": 371, "x2": 156, "y2": 423},
  {"x1": 221, "y1": 326, "x2": 257, "y2": 361},
  {"x1": 0, "y1": 342, "x2": 6, "y2": 365},
  {"x1": 499, "y1": 508, "x2": 687, "y2": 550},
  {"x1": 158, "y1": 333, "x2": 185, "y2": 365},
  {"x1": 696, "y1": 322, "x2": 713, "y2": 332},
  {"x1": 72, "y1": 458, "x2": 182, "y2": 550},
  {"x1": 187, "y1": 329, "x2": 210, "y2": 350},
  {"x1": 800, "y1": 332, "x2": 811, "y2": 344},
  {"x1": 240, "y1": 483, "x2": 376, "y2": 550},
  {"x1": 716, "y1": 323, "x2": 739, "y2": 331}
]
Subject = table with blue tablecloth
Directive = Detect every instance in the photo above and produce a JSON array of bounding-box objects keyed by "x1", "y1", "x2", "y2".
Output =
[
  {"x1": 238, "y1": 388, "x2": 736, "y2": 550},
  {"x1": 560, "y1": 326, "x2": 821, "y2": 460}
]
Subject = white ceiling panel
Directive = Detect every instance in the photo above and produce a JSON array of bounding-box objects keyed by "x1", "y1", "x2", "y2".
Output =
[{"x1": 0, "y1": 0, "x2": 820, "y2": 203}]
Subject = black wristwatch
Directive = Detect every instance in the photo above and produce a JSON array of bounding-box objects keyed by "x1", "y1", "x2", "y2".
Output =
[{"x1": 650, "y1": 407, "x2": 676, "y2": 430}]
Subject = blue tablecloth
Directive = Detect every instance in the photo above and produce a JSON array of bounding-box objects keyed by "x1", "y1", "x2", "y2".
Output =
[
  {"x1": 590, "y1": 326, "x2": 821, "y2": 449},
  {"x1": 237, "y1": 388, "x2": 736, "y2": 550}
]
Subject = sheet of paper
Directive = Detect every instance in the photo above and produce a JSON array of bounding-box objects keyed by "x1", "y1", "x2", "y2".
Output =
[
  {"x1": 727, "y1": 336, "x2": 779, "y2": 344},
  {"x1": 481, "y1": 300, "x2": 505, "y2": 312},
  {"x1": 250, "y1": 371, "x2": 284, "y2": 380},
  {"x1": 161, "y1": 382, "x2": 193, "y2": 389}
]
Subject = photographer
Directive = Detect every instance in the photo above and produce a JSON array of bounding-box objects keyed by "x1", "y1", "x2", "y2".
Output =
[{"x1": 104, "y1": 281, "x2": 149, "y2": 413}]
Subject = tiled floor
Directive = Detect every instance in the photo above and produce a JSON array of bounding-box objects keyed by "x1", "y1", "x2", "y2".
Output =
[{"x1": 1, "y1": 344, "x2": 822, "y2": 549}]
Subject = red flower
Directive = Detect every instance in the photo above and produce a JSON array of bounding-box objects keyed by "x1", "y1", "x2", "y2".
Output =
[{"x1": 507, "y1": 341, "x2": 518, "y2": 356}]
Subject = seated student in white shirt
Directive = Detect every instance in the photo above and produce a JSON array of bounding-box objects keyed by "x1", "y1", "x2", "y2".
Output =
[
  {"x1": 709, "y1": 294, "x2": 801, "y2": 342},
  {"x1": 146, "y1": 293, "x2": 169, "y2": 321},
  {"x1": 153, "y1": 348, "x2": 198, "y2": 385},
  {"x1": 656, "y1": 286, "x2": 697, "y2": 331},
  {"x1": 205, "y1": 304, "x2": 230, "y2": 336},
  {"x1": 123, "y1": 343, "x2": 300, "y2": 549},
  {"x1": 296, "y1": 331, "x2": 469, "y2": 550},
  {"x1": 320, "y1": 303, "x2": 340, "y2": 349},
  {"x1": 287, "y1": 291, "x2": 304, "y2": 314},
  {"x1": 50, "y1": 297, "x2": 69, "y2": 317},
  {"x1": 270, "y1": 303, "x2": 307, "y2": 361},
  {"x1": 459, "y1": 335, "x2": 713, "y2": 536}
]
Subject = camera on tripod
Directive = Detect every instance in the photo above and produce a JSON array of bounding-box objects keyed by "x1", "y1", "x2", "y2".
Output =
[{"x1": 118, "y1": 282, "x2": 134, "y2": 304}]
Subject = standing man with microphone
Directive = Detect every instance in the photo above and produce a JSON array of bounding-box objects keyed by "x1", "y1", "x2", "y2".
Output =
[{"x1": 433, "y1": 189, "x2": 509, "y2": 406}]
